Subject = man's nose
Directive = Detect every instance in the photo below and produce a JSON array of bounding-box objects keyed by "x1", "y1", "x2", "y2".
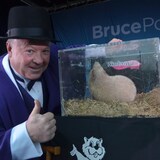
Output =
[{"x1": 33, "y1": 53, "x2": 43, "y2": 64}]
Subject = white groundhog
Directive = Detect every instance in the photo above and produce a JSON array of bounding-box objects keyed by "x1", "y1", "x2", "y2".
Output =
[{"x1": 89, "y1": 61, "x2": 137, "y2": 103}]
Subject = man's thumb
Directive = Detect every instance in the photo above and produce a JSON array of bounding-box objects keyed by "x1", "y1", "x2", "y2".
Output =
[{"x1": 30, "y1": 100, "x2": 41, "y2": 116}]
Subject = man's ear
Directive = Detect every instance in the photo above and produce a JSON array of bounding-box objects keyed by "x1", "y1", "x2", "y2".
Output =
[{"x1": 6, "y1": 41, "x2": 12, "y2": 57}]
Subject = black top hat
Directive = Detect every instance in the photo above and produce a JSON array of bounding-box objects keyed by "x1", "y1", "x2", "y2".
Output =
[{"x1": 0, "y1": 6, "x2": 57, "y2": 43}]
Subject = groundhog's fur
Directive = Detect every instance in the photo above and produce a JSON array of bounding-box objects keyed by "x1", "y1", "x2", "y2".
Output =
[{"x1": 89, "y1": 61, "x2": 137, "y2": 103}]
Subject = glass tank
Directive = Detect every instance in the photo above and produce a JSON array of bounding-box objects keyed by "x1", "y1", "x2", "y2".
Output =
[{"x1": 58, "y1": 37, "x2": 160, "y2": 118}]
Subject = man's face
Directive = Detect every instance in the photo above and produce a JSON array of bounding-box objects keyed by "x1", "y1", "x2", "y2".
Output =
[{"x1": 7, "y1": 39, "x2": 51, "y2": 80}]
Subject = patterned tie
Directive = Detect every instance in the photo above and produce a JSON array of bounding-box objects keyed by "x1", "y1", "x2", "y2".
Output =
[
  {"x1": 11, "y1": 69, "x2": 41, "y2": 91},
  {"x1": 9, "y1": 62, "x2": 42, "y2": 91},
  {"x1": 27, "y1": 78, "x2": 42, "y2": 91}
]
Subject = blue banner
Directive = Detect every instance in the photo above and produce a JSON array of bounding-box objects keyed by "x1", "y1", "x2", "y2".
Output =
[{"x1": 52, "y1": 0, "x2": 160, "y2": 48}]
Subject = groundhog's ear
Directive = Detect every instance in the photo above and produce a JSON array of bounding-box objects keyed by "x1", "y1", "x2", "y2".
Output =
[
  {"x1": 84, "y1": 137, "x2": 88, "y2": 142},
  {"x1": 99, "y1": 138, "x2": 103, "y2": 143},
  {"x1": 90, "y1": 70, "x2": 95, "y2": 79}
]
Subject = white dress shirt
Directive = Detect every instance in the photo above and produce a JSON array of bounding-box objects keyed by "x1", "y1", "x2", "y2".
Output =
[{"x1": 2, "y1": 54, "x2": 43, "y2": 160}]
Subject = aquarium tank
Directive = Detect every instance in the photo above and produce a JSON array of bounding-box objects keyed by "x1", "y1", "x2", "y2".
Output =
[{"x1": 58, "y1": 37, "x2": 160, "y2": 118}]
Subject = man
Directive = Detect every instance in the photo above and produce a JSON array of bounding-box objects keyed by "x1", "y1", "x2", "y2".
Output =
[{"x1": 0, "y1": 6, "x2": 61, "y2": 159}]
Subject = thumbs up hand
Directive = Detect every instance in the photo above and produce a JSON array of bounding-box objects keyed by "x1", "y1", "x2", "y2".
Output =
[{"x1": 26, "y1": 100, "x2": 56, "y2": 143}]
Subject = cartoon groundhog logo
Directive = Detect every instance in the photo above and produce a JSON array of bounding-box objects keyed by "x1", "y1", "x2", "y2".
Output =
[{"x1": 70, "y1": 136, "x2": 106, "y2": 160}]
